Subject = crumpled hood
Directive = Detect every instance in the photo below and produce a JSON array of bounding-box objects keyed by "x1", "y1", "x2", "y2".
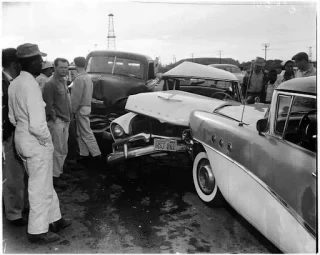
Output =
[
  {"x1": 91, "y1": 74, "x2": 147, "y2": 105},
  {"x1": 125, "y1": 90, "x2": 237, "y2": 126}
]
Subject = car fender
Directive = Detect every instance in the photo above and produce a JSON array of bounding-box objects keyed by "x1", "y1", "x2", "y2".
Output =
[{"x1": 111, "y1": 112, "x2": 137, "y2": 136}]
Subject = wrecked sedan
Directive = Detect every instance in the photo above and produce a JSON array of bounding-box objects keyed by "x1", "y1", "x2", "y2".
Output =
[
  {"x1": 190, "y1": 76, "x2": 316, "y2": 253},
  {"x1": 107, "y1": 61, "x2": 242, "y2": 167}
]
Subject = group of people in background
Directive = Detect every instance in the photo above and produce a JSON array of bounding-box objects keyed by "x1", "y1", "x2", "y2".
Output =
[
  {"x1": 241, "y1": 51, "x2": 316, "y2": 104},
  {"x1": 2, "y1": 43, "x2": 102, "y2": 244}
]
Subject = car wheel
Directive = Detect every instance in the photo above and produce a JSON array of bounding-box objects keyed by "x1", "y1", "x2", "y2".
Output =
[{"x1": 193, "y1": 152, "x2": 224, "y2": 207}]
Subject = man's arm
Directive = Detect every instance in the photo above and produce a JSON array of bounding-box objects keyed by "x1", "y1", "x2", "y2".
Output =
[
  {"x1": 42, "y1": 81, "x2": 56, "y2": 121},
  {"x1": 71, "y1": 77, "x2": 84, "y2": 113},
  {"x1": 27, "y1": 83, "x2": 51, "y2": 142},
  {"x1": 7, "y1": 82, "x2": 17, "y2": 128}
]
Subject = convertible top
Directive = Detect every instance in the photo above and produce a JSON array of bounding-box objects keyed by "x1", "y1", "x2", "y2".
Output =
[
  {"x1": 276, "y1": 76, "x2": 316, "y2": 95},
  {"x1": 163, "y1": 61, "x2": 238, "y2": 82}
]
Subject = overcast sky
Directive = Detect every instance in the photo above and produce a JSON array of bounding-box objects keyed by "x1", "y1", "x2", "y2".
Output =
[{"x1": 1, "y1": 0, "x2": 318, "y2": 65}]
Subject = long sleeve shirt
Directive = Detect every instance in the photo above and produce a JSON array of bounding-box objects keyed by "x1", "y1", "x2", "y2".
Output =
[
  {"x1": 43, "y1": 73, "x2": 72, "y2": 122},
  {"x1": 71, "y1": 72, "x2": 93, "y2": 113},
  {"x1": 8, "y1": 71, "x2": 51, "y2": 142}
]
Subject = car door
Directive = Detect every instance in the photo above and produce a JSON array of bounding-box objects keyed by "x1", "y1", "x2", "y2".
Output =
[{"x1": 247, "y1": 93, "x2": 316, "y2": 250}]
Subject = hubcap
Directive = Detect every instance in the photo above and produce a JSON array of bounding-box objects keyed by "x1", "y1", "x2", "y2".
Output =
[{"x1": 197, "y1": 159, "x2": 215, "y2": 195}]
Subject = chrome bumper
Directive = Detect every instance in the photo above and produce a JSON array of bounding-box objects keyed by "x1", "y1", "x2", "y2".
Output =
[{"x1": 107, "y1": 133, "x2": 187, "y2": 165}]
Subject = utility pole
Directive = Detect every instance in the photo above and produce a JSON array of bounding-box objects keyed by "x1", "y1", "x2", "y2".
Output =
[
  {"x1": 173, "y1": 55, "x2": 176, "y2": 63},
  {"x1": 218, "y1": 50, "x2": 223, "y2": 64},
  {"x1": 191, "y1": 53, "x2": 194, "y2": 62},
  {"x1": 261, "y1": 43, "x2": 270, "y2": 61},
  {"x1": 309, "y1": 46, "x2": 312, "y2": 61}
]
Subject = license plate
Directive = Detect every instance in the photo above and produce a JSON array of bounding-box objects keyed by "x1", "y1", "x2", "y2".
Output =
[{"x1": 154, "y1": 139, "x2": 177, "y2": 151}]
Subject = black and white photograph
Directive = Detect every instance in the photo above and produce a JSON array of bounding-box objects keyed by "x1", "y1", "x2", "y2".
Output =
[{"x1": 1, "y1": 0, "x2": 318, "y2": 253}]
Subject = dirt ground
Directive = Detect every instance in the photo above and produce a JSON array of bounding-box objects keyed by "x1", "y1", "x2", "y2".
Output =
[{"x1": 2, "y1": 155, "x2": 280, "y2": 253}]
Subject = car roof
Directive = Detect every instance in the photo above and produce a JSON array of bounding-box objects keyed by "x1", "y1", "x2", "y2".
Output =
[
  {"x1": 276, "y1": 76, "x2": 316, "y2": 95},
  {"x1": 86, "y1": 50, "x2": 153, "y2": 63},
  {"x1": 208, "y1": 64, "x2": 239, "y2": 68},
  {"x1": 163, "y1": 61, "x2": 238, "y2": 81}
]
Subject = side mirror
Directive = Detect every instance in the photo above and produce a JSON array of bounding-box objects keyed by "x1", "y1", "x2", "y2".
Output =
[{"x1": 256, "y1": 119, "x2": 268, "y2": 135}]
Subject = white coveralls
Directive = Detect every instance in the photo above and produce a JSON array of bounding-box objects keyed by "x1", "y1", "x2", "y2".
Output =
[{"x1": 8, "y1": 71, "x2": 61, "y2": 234}]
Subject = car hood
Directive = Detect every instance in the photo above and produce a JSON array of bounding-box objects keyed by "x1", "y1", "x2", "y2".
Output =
[
  {"x1": 163, "y1": 61, "x2": 238, "y2": 81},
  {"x1": 125, "y1": 90, "x2": 239, "y2": 126},
  {"x1": 90, "y1": 73, "x2": 147, "y2": 105},
  {"x1": 216, "y1": 103, "x2": 269, "y2": 126}
]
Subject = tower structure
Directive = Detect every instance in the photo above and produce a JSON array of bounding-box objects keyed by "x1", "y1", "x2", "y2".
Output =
[{"x1": 107, "y1": 14, "x2": 116, "y2": 50}]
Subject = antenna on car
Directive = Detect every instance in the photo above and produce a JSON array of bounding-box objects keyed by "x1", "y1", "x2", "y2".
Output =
[{"x1": 239, "y1": 60, "x2": 254, "y2": 126}]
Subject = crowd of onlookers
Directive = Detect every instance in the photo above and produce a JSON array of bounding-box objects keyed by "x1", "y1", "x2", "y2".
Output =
[
  {"x1": 241, "y1": 52, "x2": 316, "y2": 104},
  {"x1": 1, "y1": 42, "x2": 316, "y2": 245},
  {"x1": 2, "y1": 43, "x2": 103, "y2": 244}
]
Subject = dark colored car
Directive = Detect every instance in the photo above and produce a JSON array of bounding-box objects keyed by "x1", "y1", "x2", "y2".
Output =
[{"x1": 84, "y1": 50, "x2": 156, "y2": 135}]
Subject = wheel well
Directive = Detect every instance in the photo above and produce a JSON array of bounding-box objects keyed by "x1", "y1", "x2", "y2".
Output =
[{"x1": 193, "y1": 142, "x2": 205, "y2": 160}]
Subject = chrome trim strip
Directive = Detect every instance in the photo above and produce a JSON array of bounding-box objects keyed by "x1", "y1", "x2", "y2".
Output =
[{"x1": 195, "y1": 138, "x2": 316, "y2": 238}]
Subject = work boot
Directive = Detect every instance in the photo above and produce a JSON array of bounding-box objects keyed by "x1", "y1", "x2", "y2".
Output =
[
  {"x1": 53, "y1": 177, "x2": 68, "y2": 189},
  {"x1": 49, "y1": 217, "x2": 72, "y2": 233},
  {"x1": 27, "y1": 231, "x2": 60, "y2": 243},
  {"x1": 8, "y1": 218, "x2": 28, "y2": 227}
]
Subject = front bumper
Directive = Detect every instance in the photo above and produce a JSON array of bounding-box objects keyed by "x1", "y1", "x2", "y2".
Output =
[{"x1": 107, "y1": 133, "x2": 188, "y2": 165}]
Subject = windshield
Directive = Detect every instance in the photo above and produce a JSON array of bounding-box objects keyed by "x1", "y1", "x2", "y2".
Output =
[{"x1": 86, "y1": 56, "x2": 145, "y2": 79}]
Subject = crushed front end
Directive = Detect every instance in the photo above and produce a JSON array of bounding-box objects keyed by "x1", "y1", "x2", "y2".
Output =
[{"x1": 107, "y1": 115, "x2": 193, "y2": 167}]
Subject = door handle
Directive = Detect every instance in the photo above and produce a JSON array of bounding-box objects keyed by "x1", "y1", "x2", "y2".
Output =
[{"x1": 312, "y1": 172, "x2": 316, "y2": 178}]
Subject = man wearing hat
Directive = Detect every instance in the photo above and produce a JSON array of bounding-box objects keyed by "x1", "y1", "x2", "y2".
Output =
[
  {"x1": 292, "y1": 52, "x2": 316, "y2": 78},
  {"x1": 36, "y1": 61, "x2": 54, "y2": 92},
  {"x1": 8, "y1": 43, "x2": 71, "y2": 243},
  {"x1": 241, "y1": 57, "x2": 269, "y2": 104},
  {"x1": 2, "y1": 48, "x2": 28, "y2": 227}
]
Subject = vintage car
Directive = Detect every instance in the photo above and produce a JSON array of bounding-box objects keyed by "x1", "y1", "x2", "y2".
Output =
[
  {"x1": 107, "y1": 61, "x2": 242, "y2": 167},
  {"x1": 189, "y1": 76, "x2": 317, "y2": 253},
  {"x1": 84, "y1": 50, "x2": 157, "y2": 134}
]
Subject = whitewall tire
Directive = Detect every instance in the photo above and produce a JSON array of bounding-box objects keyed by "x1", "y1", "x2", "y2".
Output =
[{"x1": 193, "y1": 152, "x2": 224, "y2": 207}]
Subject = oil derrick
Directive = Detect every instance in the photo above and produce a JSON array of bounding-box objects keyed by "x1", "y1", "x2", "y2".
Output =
[{"x1": 107, "y1": 14, "x2": 116, "y2": 50}]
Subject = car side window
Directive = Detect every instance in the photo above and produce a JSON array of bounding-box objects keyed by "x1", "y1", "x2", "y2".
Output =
[
  {"x1": 275, "y1": 95, "x2": 292, "y2": 135},
  {"x1": 275, "y1": 94, "x2": 317, "y2": 152}
]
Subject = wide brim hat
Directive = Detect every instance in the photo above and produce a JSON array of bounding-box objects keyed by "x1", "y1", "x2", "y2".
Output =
[
  {"x1": 42, "y1": 61, "x2": 53, "y2": 70},
  {"x1": 17, "y1": 43, "x2": 47, "y2": 58},
  {"x1": 254, "y1": 57, "x2": 265, "y2": 67},
  {"x1": 292, "y1": 52, "x2": 309, "y2": 62}
]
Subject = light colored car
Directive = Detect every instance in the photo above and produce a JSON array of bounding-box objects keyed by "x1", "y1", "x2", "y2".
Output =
[
  {"x1": 189, "y1": 76, "x2": 316, "y2": 253},
  {"x1": 107, "y1": 61, "x2": 241, "y2": 167},
  {"x1": 208, "y1": 64, "x2": 244, "y2": 84}
]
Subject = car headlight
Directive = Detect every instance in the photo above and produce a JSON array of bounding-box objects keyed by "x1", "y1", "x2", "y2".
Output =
[{"x1": 112, "y1": 124, "x2": 124, "y2": 138}]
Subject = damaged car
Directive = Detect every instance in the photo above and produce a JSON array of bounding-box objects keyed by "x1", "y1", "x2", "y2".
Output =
[
  {"x1": 189, "y1": 76, "x2": 316, "y2": 253},
  {"x1": 84, "y1": 50, "x2": 157, "y2": 134},
  {"x1": 107, "y1": 61, "x2": 242, "y2": 168}
]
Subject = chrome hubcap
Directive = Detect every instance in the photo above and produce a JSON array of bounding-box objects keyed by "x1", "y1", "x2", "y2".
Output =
[{"x1": 198, "y1": 159, "x2": 215, "y2": 195}]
